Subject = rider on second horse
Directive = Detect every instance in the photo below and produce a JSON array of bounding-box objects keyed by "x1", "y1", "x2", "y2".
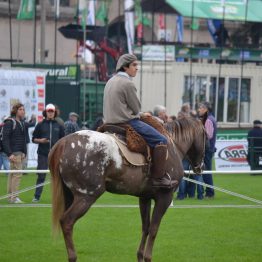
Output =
[{"x1": 103, "y1": 54, "x2": 177, "y2": 188}]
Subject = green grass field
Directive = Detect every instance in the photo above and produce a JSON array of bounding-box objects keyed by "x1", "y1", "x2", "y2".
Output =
[{"x1": 0, "y1": 172, "x2": 261, "y2": 262}]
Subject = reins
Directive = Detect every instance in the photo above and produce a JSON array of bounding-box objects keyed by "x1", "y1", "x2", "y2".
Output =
[{"x1": 166, "y1": 119, "x2": 206, "y2": 175}]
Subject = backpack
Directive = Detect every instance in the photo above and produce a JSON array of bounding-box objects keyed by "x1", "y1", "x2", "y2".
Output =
[{"x1": 0, "y1": 118, "x2": 16, "y2": 152}]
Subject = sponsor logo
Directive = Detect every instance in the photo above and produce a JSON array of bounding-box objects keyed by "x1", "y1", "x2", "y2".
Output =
[
  {"x1": 218, "y1": 144, "x2": 248, "y2": 162},
  {"x1": 37, "y1": 89, "x2": 44, "y2": 98},
  {"x1": 37, "y1": 76, "x2": 44, "y2": 85},
  {"x1": 47, "y1": 66, "x2": 77, "y2": 78},
  {"x1": 38, "y1": 102, "x2": 44, "y2": 111}
]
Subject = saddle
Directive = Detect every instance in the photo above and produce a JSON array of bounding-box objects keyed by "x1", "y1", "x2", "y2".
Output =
[{"x1": 97, "y1": 115, "x2": 170, "y2": 166}]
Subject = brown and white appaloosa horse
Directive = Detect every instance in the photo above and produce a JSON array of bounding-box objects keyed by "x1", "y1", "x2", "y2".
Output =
[{"x1": 48, "y1": 117, "x2": 205, "y2": 262}]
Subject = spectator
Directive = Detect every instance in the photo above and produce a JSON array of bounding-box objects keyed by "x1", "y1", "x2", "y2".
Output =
[
  {"x1": 91, "y1": 113, "x2": 104, "y2": 131},
  {"x1": 0, "y1": 119, "x2": 10, "y2": 175},
  {"x1": 32, "y1": 103, "x2": 65, "y2": 202},
  {"x1": 197, "y1": 101, "x2": 217, "y2": 199},
  {"x1": 0, "y1": 150, "x2": 9, "y2": 175},
  {"x1": 178, "y1": 103, "x2": 191, "y2": 118},
  {"x1": 153, "y1": 105, "x2": 168, "y2": 123},
  {"x1": 2, "y1": 103, "x2": 27, "y2": 203},
  {"x1": 247, "y1": 120, "x2": 262, "y2": 173},
  {"x1": 64, "y1": 112, "x2": 80, "y2": 135}
]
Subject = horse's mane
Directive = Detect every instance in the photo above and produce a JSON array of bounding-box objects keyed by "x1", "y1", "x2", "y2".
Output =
[{"x1": 165, "y1": 117, "x2": 203, "y2": 145}]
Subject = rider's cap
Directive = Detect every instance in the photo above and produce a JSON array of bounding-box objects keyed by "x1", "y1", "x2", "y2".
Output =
[{"x1": 116, "y1": 54, "x2": 137, "y2": 72}]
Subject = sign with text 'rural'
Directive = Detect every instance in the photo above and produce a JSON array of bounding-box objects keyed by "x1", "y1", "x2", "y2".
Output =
[{"x1": 215, "y1": 140, "x2": 250, "y2": 171}]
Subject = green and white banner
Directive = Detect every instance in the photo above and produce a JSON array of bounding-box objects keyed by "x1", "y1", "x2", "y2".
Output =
[{"x1": 166, "y1": 0, "x2": 262, "y2": 22}]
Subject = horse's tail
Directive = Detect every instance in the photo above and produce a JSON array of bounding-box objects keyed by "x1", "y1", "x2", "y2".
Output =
[{"x1": 48, "y1": 138, "x2": 67, "y2": 235}]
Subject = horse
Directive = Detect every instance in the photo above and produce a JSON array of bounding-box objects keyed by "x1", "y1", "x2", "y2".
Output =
[{"x1": 48, "y1": 117, "x2": 205, "y2": 262}]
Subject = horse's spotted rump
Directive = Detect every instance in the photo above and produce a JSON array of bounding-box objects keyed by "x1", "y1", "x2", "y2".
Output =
[{"x1": 76, "y1": 130, "x2": 122, "y2": 169}]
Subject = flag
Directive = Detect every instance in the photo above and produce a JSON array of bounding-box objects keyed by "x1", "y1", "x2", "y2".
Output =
[
  {"x1": 96, "y1": 1, "x2": 109, "y2": 25},
  {"x1": 158, "y1": 14, "x2": 165, "y2": 30},
  {"x1": 54, "y1": 0, "x2": 60, "y2": 18},
  {"x1": 176, "y1": 16, "x2": 184, "y2": 43},
  {"x1": 190, "y1": 18, "x2": 199, "y2": 30},
  {"x1": 134, "y1": 0, "x2": 151, "y2": 27},
  {"x1": 207, "y1": 19, "x2": 222, "y2": 44},
  {"x1": 78, "y1": 0, "x2": 87, "y2": 29},
  {"x1": 17, "y1": 0, "x2": 35, "y2": 20},
  {"x1": 78, "y1": 0, "x2": 95, "y2": 64},
  {"x1": 176, "y1": 16, "x2": 184, "y2": 62},
  {"x1": 134, "y1": 0, "x2": 151, "y2": 45},
  {"x1": 124, "y1": 0, "x2": 135, "y2": 53}
]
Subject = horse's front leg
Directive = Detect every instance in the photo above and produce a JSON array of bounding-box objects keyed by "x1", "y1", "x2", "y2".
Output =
[
  {"x1": 143, "y1": 190, "x2": 173, "y2": 262},
  {"x1": 137, "y1": 197, "x2": 151, "y2": 262}
]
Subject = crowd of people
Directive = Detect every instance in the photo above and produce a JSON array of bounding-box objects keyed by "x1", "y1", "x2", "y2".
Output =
[
  {"x1": 0, "y1": 103, "x2": 80, "y2": 203},
  {"x1": 1, "y1": 53, "x2": 260, "y2": 204}
]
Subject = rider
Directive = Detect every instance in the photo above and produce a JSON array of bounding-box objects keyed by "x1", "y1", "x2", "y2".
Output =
[{"x1": 103, "y1": 53, "x2": 177, "y2": 188}]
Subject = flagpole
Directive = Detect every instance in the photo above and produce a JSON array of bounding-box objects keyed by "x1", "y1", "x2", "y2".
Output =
[
  {"x1": 8, "y1": 0, "x2": 13, "y2": 66},
  {"x1": 54, "y1": 0, "x2": 59, "y2": 98},
  {"x1": 33, "y1": 0, "x2": 37, "y2": 65},
  {"x1": 82, "y1": 0, "x2": 87, "y2": 128},
  {"x1": 40, "y1": 0, "x2": 46, "y2": 64}
]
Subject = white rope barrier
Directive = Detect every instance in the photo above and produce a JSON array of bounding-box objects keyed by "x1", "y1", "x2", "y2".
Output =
[
  {"x1": 0, "y1": 170, "x2": 49, "y2": 174},
  {"x1": 184, "y1": 170, "x2": 262, "y2": 174},
  {"x1": 0, "y1": 181, "x2": 50, "y2": 201},
  {"x1": 0, "y1": 169, "x2": 261, "y2": 205},
  {"x1": 183, "y1": 176, "x2": 262, "y2": 205},
  {"x1": 1, "y1": 169, "x2": 262, "y2": 174}
]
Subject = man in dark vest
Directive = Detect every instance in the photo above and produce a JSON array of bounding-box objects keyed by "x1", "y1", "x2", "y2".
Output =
[{"x1": 247, "y1": 120, "x2": 262, "y2": 173}]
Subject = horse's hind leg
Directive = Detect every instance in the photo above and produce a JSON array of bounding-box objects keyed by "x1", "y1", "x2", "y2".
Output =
[
  {"x1": 60, "y1": 194, "x2": 103, "y2": 262},
  {"x1": 144, "y1": 191, "x2": 173, "y2": 262},
  {"x1": 137, "y1": 197, "x2": 151, "y2": 262}
]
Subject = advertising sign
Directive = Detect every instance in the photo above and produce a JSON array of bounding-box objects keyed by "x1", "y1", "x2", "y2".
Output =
[
  {"x1": 134, "y1": 45, "x2": 175, "y2": 61},
  {"x1": 0, "y1": 68, "x2": 46, "y2": 167},
  {"x1": 215, "y1": 140, "x2": 250, "y2": 171}
]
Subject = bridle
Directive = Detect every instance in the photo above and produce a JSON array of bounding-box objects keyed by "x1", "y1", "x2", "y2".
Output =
[
  {"x1": 166, "y1": 120, "x2": 205, "y2": 175},
  {"x1": 185, "y1": 124, "x2": 206, "y2": 175}
]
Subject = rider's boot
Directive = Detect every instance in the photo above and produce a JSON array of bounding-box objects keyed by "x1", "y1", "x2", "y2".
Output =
[{"x1": 151, "y1": 144, "x2": 178, "y2": 188}]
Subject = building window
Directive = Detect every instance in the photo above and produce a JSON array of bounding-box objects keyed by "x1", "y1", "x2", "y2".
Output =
[
  {"x1": 227, "y1": 78, "x2": 238, "y2": 122},
  {"x1": 240, "y1": 78, "x2": 251, "y2": 122},
  {"x1": 183, "y1": 75, "x2": 251, "y2": 124},
  {"x1": 217, "y1": 77, "x2": 225, "y2": 122}
]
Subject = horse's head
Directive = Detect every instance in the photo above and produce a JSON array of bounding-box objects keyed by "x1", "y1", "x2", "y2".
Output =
[{"x1": 166, "y1": 118, "x2": 205, "y2": 175}]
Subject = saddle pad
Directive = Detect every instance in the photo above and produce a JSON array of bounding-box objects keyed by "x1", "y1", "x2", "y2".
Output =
[{"x1": 107, "y1": 133, "x2": 147, "y2": 166}]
